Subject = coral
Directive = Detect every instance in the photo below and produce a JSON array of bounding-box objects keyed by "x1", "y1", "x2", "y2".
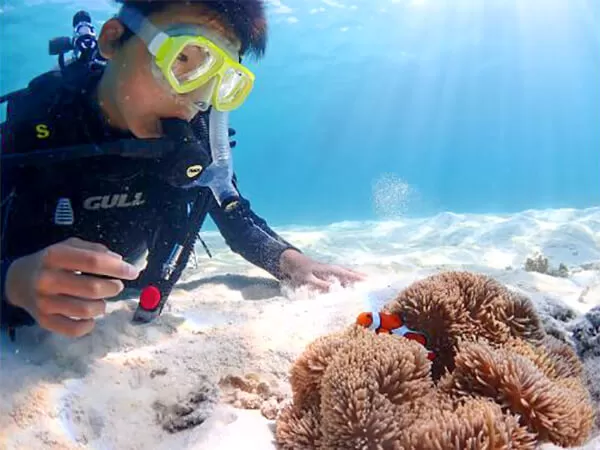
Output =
[
  {"x1": 525, "y1": 253, "x2": 550, "y2": 274},
  {"x1": 569, "y1": 306, "x2": 600, "y2": 431},
  {"x1": 275, "y1": 271, "x2": 596, "y2": 450},
  {"x1": 524, "y1": 252, "x2": 569, "y2": 278},
  {"x1": 218, "y1": 372, "x2": 288, "y2": 420},
  {"x1": 571, "y1": 306, "x2": 600, "y2": 360}
]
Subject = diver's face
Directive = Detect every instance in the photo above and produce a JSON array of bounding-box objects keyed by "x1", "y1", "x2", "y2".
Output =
[{"x1": 97, "y1": 4, "x2": 241, "y2": 138}]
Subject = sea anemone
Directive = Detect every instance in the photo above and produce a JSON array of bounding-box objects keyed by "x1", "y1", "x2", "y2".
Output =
[{"x1": 275, "y1": 271, "x2": 595, "y2": 449}]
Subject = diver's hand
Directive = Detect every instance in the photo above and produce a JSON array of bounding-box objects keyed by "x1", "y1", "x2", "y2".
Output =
[
  {"x1": 5, "y1": 237, "x2": 140, "y2": 338},
  {"x1": 279, "y1": 249, "x2": 366, "y2": 292}
]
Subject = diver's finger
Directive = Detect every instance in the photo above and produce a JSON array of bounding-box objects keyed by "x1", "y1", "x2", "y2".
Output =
[
  {"x1": 319, "y1": 266, "x2": 367, "y2": 284},
  {"x1": 336, "y1": 268, "x2": 367, "y2": 281},
  {"x1": 38, "y1": 294, "x2": 107, "y2": 319},
  {"x1": 346, "y1": 267, "x2": 368, "y2": 278},
  {"x1": 42, "y1": 244, "x2": 139, "y2": 280},
  {"x1": 306, "y1": 274, "x2": 332, "y2": 292},
  {"x1": 37, "y1": 313, "x2": 96, "y2": 338},
  {"x1": 38, "y1": 269, "x2": 125, "y2": 299},
  {"x1": 63, "y1": 237, "x2": 123, "y2": 259}
]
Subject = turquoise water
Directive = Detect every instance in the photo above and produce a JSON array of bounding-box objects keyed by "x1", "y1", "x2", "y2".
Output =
[{"x1": 1, "y1": 0, "x2": 599, "y2": 227}]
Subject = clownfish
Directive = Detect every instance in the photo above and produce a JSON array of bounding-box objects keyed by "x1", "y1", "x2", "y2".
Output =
[{"x1": 356, "y1": 311, "x2": 436, "y2": 361}]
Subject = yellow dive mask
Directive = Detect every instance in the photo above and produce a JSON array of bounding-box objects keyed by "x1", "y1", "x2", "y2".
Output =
[{"x1": 117, "y1": 5, "x2": 255, "y2": 112}]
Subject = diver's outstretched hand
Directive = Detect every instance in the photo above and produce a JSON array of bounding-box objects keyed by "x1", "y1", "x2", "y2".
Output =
[
  {"x1": 279, "y1": 249, "x2": 366, "y2": 292},
  {"x1": 5, "y1": 237, "x2": 140, "y2": 338}
]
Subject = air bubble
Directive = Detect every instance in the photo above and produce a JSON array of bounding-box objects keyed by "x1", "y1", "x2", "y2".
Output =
[{"x1": 371, "y1": 173, "x2": 416, "y2": 219}]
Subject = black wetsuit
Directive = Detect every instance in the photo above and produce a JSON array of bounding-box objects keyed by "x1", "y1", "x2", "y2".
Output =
[{"x1": 0, "y1": 63, "x2": 298, "y2": 333}]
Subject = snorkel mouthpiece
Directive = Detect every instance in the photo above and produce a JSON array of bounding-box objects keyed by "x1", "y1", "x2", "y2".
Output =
[
  {"x1": 174, "y1": 108, "x2": 239, "y2": 210},
  {"x1": 202, "y1": 108, "x2": 240, "y2": 209}
]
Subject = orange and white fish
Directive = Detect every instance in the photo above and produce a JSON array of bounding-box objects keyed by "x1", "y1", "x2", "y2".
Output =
[
  {"x1": 356, "y1": 311, "x2": 436, "y2": 360},
  {"x1": 356, "y1": 311, "x2": 402, "y2": 333}
]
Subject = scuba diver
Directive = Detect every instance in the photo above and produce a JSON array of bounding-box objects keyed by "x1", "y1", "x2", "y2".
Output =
[{"x1": 0, "y1": 0, "x2": 365, "y2": 340}]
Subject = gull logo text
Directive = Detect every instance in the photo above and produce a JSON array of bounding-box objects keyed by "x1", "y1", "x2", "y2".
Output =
[{"x1": 83, "y1": 193, "x2": 146, "y2": 210}]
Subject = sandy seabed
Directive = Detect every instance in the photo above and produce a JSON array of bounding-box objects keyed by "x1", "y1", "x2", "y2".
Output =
[{"x1": 1, "y1": 206, "x2": 599, "y2": 449}]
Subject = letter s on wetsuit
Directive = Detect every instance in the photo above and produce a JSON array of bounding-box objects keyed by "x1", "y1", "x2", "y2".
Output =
[{"x1": 0, "y1": 63, "x2": 300, "y2": 337}]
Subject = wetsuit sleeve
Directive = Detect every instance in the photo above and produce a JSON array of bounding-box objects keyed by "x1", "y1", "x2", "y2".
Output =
[
  {"x1": 209, "y1": 179, "x2": 302, "y2": 280},
  {"x1": 1, "y1": 116, "x2": 37, "y2": 331},
  {"x1": 0, "y1": 186, "x2": 36, "y2": 330},
  {"x1": 0, "y1": 260, "x2": 36, "y2": 330}
]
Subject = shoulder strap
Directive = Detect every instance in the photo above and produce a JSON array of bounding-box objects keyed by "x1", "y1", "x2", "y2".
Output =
[{"x1": 0, "y1": 62, "x2": 100, "y2": 155}]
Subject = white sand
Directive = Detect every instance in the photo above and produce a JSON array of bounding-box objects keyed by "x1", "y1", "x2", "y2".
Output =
[{"x1": 1, "y1": 206, "x2": 599, "y2": 449}]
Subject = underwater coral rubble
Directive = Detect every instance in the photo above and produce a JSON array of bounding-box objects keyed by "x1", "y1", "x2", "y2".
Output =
[
  {"x1": 275, "y1": 271, "x2": 596, "y2": 450},
  {"x1": 569, "y1": 305, "x2": 600, "y2": 431},
  {"x1": 524, "y1": 252, "x2": 569, "y2": 278},
  {"x1": 219, "y1": 372, "x2": 289, "y2": 420}
]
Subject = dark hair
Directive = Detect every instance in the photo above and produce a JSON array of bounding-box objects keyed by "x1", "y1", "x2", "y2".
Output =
[{"x1": 113, "y1": 0, "x2": 268, "y2": 59}]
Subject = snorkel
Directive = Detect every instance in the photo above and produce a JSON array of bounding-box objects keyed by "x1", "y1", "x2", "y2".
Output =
[
  {"x1": 175, "y1": 107, "x2": 240, "y2": 209},
  {"x1": 203, "y1": 107, "x2": 239, "y2": 209}
]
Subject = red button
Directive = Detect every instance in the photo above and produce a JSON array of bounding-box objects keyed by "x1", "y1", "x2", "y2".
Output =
[{"x1": 140, "y1": 285, "x2": 161, "y2": 310}]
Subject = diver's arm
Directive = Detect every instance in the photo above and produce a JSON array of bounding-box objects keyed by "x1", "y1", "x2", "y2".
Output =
[
  {"x1": 209, "y1": 180, "x2": 302, "y2": 280},
  {"x1": 0, "y1": 83, "x2": 60, "y2": 331},
  {"x1": 0, "y1": 261, "x2": 37, "y2": 331},
  {"x1": 0, "y1": 88, "x2": 42, "y2": 331},
  {"x1": 0, "y1": 186, "x2": 37, "y2": 331}
]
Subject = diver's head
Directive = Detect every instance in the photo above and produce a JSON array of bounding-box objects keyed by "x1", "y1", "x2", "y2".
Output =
[{"x1": 95, "y1": 0, "x2": 268, "y2": 138}]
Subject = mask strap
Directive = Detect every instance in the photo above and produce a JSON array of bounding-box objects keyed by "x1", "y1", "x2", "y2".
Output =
[
  {"x1": 117, "y1": 5, "x2": 168, "y2": 56},
  {"x1": 118, "y1": 5, "x2": 242, "y2": 62}
]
